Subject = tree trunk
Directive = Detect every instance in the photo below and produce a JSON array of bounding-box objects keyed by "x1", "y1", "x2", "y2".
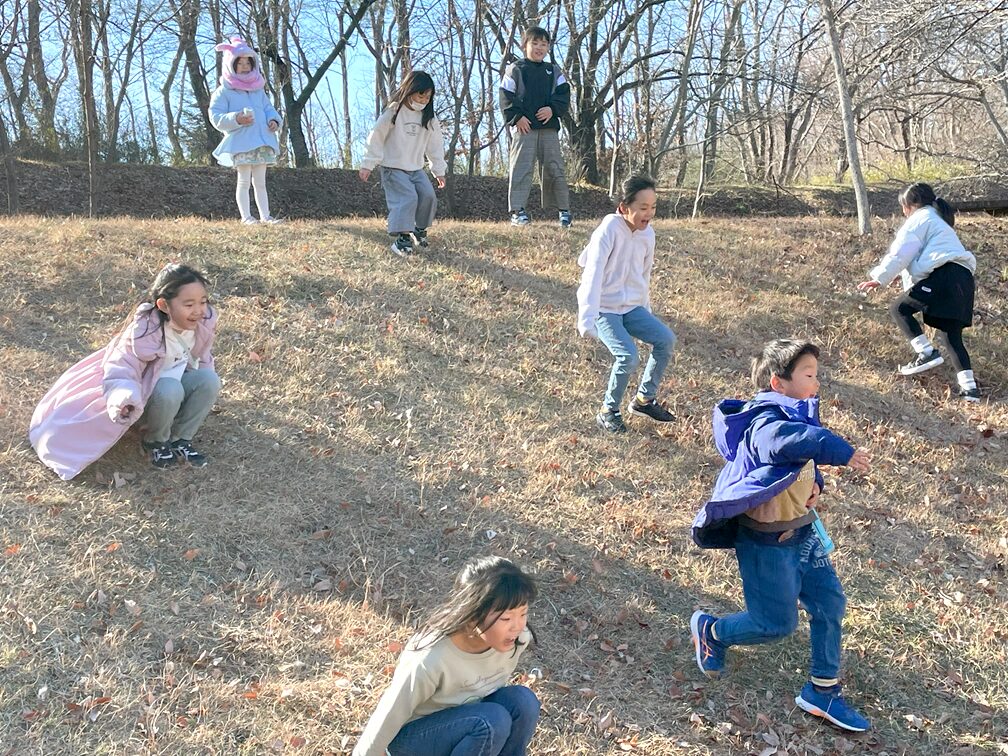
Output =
[
  {"x1": 0, "y1": 107, "x2": 19, "y2": 213},
  {"x1": 174, "y1": 0, "x2": 218, "y2": 164},
  {"x1": 71, "y1": 0, "x2": 101, "y2": 217},
  {"x1": 821, "y1": 0, "x2": 870, "y2": 235}
]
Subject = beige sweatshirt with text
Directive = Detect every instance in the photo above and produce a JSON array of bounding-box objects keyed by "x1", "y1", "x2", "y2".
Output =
[{"x1": 352, "y1": 630, "x2": 531, "y2": 756}]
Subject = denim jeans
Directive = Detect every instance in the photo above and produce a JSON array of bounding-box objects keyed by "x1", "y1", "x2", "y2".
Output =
[
  {"x1": 388, "y1": 685, "x2": 540, "y2": 756},
  {"x1": 716, "y1": 525, "x2": 846, "y2": 680},
  {"x1": 140, "y1": 369, "x2": 221, "y2": 445},
  {"x1": 596, "y1": 307, "x2": 676, "y2": 412}
]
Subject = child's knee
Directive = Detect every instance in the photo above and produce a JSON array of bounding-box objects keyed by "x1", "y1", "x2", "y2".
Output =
[
  {"x1": 475, "y1": 703, "x2": 513, "y2": 741},
  {"x1": 758, "y1": 610, "x2": 799, "y2": 640},
  {"x1": 194, "y1": 370, "x2": 222, "y2": 397},
  {"x1": 151, "y1": 379, "x2": 185, "y2": 409},
  {"x1": 505, "y1": 684, "x2": 541, "y2": 721},
  {"x1": 617, "y1": 350, "x2": 640, "y2": 371}
]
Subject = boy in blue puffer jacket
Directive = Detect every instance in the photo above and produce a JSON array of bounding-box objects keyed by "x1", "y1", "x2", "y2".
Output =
[{"x1": 689, "y1": 339, "x2": 873, "y2": 732}]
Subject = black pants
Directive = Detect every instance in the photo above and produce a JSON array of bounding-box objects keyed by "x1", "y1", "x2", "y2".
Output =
[{"x1": 890, "y1": 296, "x2": 972, "y2": 372}]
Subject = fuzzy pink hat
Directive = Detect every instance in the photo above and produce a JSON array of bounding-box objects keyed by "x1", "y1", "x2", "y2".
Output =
[{"x1": 214, "y1": 37, "x2": 265, "y2": 91}]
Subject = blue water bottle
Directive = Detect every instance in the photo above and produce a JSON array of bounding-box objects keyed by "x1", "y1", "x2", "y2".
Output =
[{"x1": 810, "y1": 509, "x2": 835, "y2": 555}]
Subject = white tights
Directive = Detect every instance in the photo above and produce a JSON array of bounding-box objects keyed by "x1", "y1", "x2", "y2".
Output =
[{"x1": 235, "y1": 164, "x2": 270, "y2": 221}]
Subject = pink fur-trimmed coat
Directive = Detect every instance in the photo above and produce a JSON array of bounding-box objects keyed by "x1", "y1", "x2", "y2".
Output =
[{"x1": 29, "y1": 304, "x2": 218, "y2": 480}]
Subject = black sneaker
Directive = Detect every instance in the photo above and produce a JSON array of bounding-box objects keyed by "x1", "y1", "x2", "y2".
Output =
[
  {"x1": 510, "y1": 208, "x2": 530, "y2": 226},
  {"x1": 412, "y1": 227, "x2": 429, "y2": 248},
  {"x1": 899, "y1": 349, "x2": 943, "y2": 376},
  {"x1": 596, "y1": 409, "x2": 627, "y2": 433},
  {"x1": 390, "y1": 234, "x2": 414, "y2": 257},
  {"x1": 958, "y1": 386, "x2": 981, "y2": 403},
  {"x1": 171, "y1": 439, "x2": 208, "y2": 468},
  {"x1": 144, "y1": 442, "x2": 176, "y2": 470},
  {"x1": 558, "y1": 210, "x2": 572, "y2": 228},
  {"x1": 627, "y1": 397, "x2": 675, "y2": 423}
]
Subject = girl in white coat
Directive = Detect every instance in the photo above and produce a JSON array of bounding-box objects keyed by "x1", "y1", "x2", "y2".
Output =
[
  {"x1": 209, "y1": 37, "x2": 282, "y2": 224},
  {"x1": 858, "y1": 182, "x2": 980, "y2": 401}
]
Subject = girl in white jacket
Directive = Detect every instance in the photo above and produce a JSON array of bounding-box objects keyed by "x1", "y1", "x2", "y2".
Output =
[
  {"x1": 576, "y1": 175, "x2": 677, "y2": 432},
  {"x1": 858, "y1": 183, "x2": 980, "y2": 401},
  {"x1": 360, "y1": 70, "x2": 447, "y2": 258}
]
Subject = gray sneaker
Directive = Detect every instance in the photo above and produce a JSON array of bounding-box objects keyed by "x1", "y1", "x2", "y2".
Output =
[
  {"x1": 510, "y1": 209, "x2": 530, "y2": 226},
  {"x1": 559, "y1": 210, "x2": 572, "y2": 228},
  {"x1": 596, "y1": 409, "x2": 627, "y2": 433},
  {"x1": 391, "y1": 234, "x2": 414, "y2": 257}
]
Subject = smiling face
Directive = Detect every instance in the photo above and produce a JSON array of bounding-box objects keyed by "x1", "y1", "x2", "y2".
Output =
[
  {"x1": 524, "y1": 37, "x2": 550, "y2": 62},
  {"x1": 772, "y1": 353, "x2": 820, "y2": 401},
  {"x1": 619, "y1": 188, "x2": 658, "y2": 231},
  {"x1": 234, "y1": 56, "x2": 254, "y2": 75},
  {"x1": 157, "y1": 281, "x2": 208, "y2": 332}
]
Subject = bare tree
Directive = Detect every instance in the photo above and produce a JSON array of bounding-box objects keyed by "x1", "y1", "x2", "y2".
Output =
[
  {"x1": 821, "y1": 0, "x2": 870, "y2": 233},
  {"x1": 69, "y1": 0, "x2": 101, "y2": 216}
]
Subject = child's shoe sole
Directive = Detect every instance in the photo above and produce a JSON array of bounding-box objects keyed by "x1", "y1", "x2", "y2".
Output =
[
  {"x1": 794, "y1": 694, "x2": 868, "y2": 732},
  {"x1": 690, "y1": 610, "x2": 722, "y2": 679},
  {"x1": 899, "y1": 354, "x2": 944, "y2": 375}
]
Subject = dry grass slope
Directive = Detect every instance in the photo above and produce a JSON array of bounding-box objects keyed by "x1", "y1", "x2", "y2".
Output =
[{"x1": 1, "y1": 213, "x2": 1006, "y2": 755}]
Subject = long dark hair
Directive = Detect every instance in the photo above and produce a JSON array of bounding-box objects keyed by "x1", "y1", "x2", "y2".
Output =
[
  {"x1": 899, "y1": 182, "x2": 956, "y2": 228},
  {"x1": 416, "y1": 556, "x2": 537, "y2": 654},
  {"x1": 389, "y1": 70, "x2": 436, "y2": 129},
  {"x1": 118, "y1": 263, "x2": 212, "y2": 340}
]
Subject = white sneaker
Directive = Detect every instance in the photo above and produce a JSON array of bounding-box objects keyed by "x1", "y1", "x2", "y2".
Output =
[
  {"x1": 241, "y1": 218, "x2": 258, "y2": 225},
  {"x1": 260, "y1": 217, "x2": 282, "y2": 225}
]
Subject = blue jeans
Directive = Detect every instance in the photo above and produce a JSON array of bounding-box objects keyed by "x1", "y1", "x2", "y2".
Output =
[
  {"x1": 716, "y1": 525, "x2": 846, "y2": 680},
  {"x1": 388, "y1": 685, "x2": 540, "y2": 756},
  {"x1": 596, "y1": 307, "x2": 676, "y2": 412}
]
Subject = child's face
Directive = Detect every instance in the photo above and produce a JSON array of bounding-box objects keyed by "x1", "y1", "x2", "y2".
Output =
[
  {"x1": 476, "y1": 604, "x2": 529, "y2": 653},
  {"x1": 157, "y1": 281, "x2": 208, "y2": 332},
  {"x1": 774, "y1": 353, "x2": 820, "y2": 400},
  {"x1": 235, "y1": 56, "x2": 253, "y2": 75},
  {"x1": 524, "y1": 37, "x2": 550, "y2": 62},
  {"x1": 619, "y1": 188, "x2": 658, "y2": 231},
  {"x1": 410, "y1": 89, "x2": 433, "y2": 108}
]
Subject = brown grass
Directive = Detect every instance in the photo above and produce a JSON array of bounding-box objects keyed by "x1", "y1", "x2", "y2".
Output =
[{"x1": 1, "y1": 213, "x2": 1006, "y2": 755}]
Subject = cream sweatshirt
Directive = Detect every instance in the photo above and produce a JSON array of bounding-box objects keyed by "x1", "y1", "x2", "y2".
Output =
[
  {"x1": 361, "y1": 103, "x2": 447, "y2": 176},
  {"x1": 352, "y1": 630, "x2": 531, "y2": 756},
  {"x1": 576, "y1": 213, "x2": 655, "y2": 336}
]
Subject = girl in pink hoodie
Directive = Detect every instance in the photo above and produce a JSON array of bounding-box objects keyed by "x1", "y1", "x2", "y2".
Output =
[{"x1": 29, "y1": 264, "x2": 221, "y2": 479}]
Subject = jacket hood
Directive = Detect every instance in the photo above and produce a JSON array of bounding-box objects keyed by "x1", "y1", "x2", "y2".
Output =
[
  {"x1": 713, "y1": 392, "x2": 820, "y2": 461},
  {"x1": 214, "y1": 37, "x2": 261, "y2": 75}
]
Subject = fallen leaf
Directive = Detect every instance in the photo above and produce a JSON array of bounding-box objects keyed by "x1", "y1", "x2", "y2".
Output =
[
  {"x1": 183, "y1": 548, "x2": 199, "y2": 561},
  {"x1": 104, "y1": 542, "x2": 121, "y2": 553},
  {"x1": 4, "y1": 543, "x2": 21, "y2": 556}
]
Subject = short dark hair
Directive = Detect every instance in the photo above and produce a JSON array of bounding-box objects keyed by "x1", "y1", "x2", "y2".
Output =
[
  {"x1": 751, "y1": 339, "x2": 820, "y2": 391},
  {"x1": 617, "y1": 174, "x2": 656, "y2": 208},
  {"x1": 521, "y1": 26, "x2": 551, "y2": 47}
]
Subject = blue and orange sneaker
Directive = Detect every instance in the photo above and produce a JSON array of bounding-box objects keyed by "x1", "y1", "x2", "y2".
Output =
[
  {"x1": 689, "y1": 610, "x2": 726, "y2": 678},
  {"x1": 795, "y1": 682, "x2": 870, "y2": 732}
]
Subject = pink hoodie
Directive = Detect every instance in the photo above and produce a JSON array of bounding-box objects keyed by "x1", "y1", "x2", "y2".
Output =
[{"x1": 29, "y1": 304, "x2": 219, "y2": 480}]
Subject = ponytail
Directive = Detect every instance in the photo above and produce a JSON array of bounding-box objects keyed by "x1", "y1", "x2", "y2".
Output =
[{"x1": 899, "y1": 182, "x2": 956, "y2": 228}]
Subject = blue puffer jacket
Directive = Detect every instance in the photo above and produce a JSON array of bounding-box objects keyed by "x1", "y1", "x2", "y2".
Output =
[
  {"x1": 691, "y1": 392, "x2": 855, "y2": 549},
  {"x1": 208, "y1": 84, "x2": 281, "y2": 167}
]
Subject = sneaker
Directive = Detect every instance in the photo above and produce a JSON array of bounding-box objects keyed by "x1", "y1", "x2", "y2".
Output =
[
  {"x1": 260, "y1": 216, "x2": 282, "y2": 225},
  {"x1": 171, "y1": 439, "x2": 208, "y2": 468},
  {"x1": 898, "y1": 349, "x2": 944, "y2": 376},
  {"x1": 627, "y1": 396, "x2": 675, "y2": 423},
  {"x1": 689, "y1": 610, "x2": 727, "y2": 678},
  {"x1": 390, "y1": 234, "x2": 414, "y2": 258},
  {"x1": 510, "y1": 209, "x2": 530, "y2": 226},
  {"x1": 241, "y1": 218, "x2": 258, "y2": 226},
  {"x1": 958, "y1": 386, "x2": 981, "y2": 403},
  {"x1": 412, "y1": 227, "x2": 429, "y2": 248},
  {"x1": 144, "y1": 442, "x2": 176, "y2": 470},
  {"x1": 795, "y1": 682, "x2": 870, "y2": 732},
  {"x1": 596, "y1": 409, "x2": 627, "y2": 433},
  {"x1": 558, "y1": 209, "x2": 572, "y2": 228}
]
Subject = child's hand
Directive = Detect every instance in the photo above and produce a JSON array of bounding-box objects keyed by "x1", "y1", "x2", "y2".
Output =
[
  {"x1": 359, "y1": 168, "x2": 371, "y2": 182},
  {"x1": 435, "y1": 176, "x2": 446, "y2": 189},
  {"x1": 856, "y1": 280, "x2": 881, "y2": 293},
  {"x1": 846, "y1": 448, "x2": 871, "y2": 473},
  {"x1": 268, "y1": 119, "x2": 280, "y2": 133},
  {"x1": 515, "y1": 116, "x2": 532, "y2": 134},
  {"x1": 236, "y1": 113, "x2": 253, "y2": 126},
  {"x1": 535, "y1": 106, "x2": 553, "y2": 123},
  {"x1": 805, "y1": 482, "x2": 820, "y2": 509}
]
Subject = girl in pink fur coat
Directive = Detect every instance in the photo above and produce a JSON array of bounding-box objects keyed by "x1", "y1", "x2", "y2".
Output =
[{"x1": 30, "y1": 264, "x2": 221, "y2": 479}]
